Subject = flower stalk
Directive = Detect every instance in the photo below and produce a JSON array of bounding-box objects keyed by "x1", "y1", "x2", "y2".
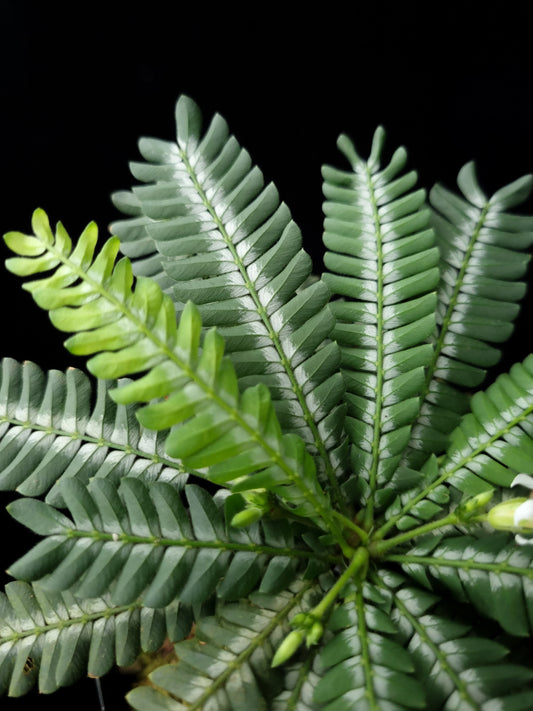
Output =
[{"x1": 271, "y1": 546, "x2": 369, "y2": 667}]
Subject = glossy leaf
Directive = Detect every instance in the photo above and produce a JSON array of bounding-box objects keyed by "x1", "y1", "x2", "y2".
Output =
[
  {"x1": 316, "y1": 585, "x2": 425, "y2": 710},
  {"x1": 384, "y1": 575, "x2": 533, "y2": 710},
  {"x1": 127, "y1": 581, "x2": 325, "y2": 711},
  {"x1": 321, "y1": 127, "x2": 439, "y2": 519},
  {"x1": 393, "y1": 532, "x2": 533, "y2": 636},
  {"x1": 0, "y1": 358, "x2": 186, "y2": 505},
  {"x1": 442, "y1": 354, "x2": 533, "y2": 496},
  {"x1": 404, "y1": 163, "x2": 533, "y2": 469},
  {"x1": 380, "y1": 353, "x2": 533, "y2": 537},
  {"x1": 6, "y1": 480, "x2": 331, "y2": 607}
]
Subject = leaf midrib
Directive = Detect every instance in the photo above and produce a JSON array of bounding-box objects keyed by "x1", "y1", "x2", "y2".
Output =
[
  {"x1": 425, "y1": 202, "x2": 490, "y2": 384},
  {"x1": 355, "y1": 586, "x2": 380, "y2": 710},
  {"x1": 385, "y1": 551, "x2": 533, "y2": 579},
  {"x1": 363, "y1": 164, "x2": 385, "y2": 528},
  {"x1": 0, "y1": 597, "x2": 141, "y2": 644},
  {"x1": 59, "y1": 526, "x2": 339, "y2": 563},
  {"x1": 0, "y1": 415, "x2": 186, "y2": 474}
]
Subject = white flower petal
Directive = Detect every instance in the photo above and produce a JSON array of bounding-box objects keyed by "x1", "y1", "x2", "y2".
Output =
[
  {"x1": 515, "y1": 533, "x2": 533, "y2": 546},
  {"x1": 511, "y1": 473, "x2": 533, "y2": 490},
  {"x1": 514, "y1": 499, "x2": 533, "y2": 527}
]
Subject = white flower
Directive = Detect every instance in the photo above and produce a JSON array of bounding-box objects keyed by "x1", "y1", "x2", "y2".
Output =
[
  {"x1": 512, "y1": 473, "x2": 533, "y2": 490},
  {"x1": 512, "y1": 475, "x2": 533, "y2": 546},
  {"x1": 485, "y1": 474, "x2": 533, "y2": 545}
]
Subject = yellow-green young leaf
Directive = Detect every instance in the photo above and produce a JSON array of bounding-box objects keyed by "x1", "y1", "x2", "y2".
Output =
[
  {"x1": 108, "y1": 256, "x2": 134, "y2": 299},
  {"x1": 165, "y1": 409, "x2": 236, "y2": 461},
  {"x1": 50, "y1": 298, "x2": 120, "y2": 332},
  {"x1": 86, "y1": 236, "x2": 121, "y2": 281},
  {"x1": 64, "y1": 319, "x2": 139, "y2": 355},
  {"x1": 68, "y1": 221, "x2": 98, "y2": 268},
  {"x1": 53, "y1": 221, "x2": 73, "y2": 253},
  {"x1": 111, "y1": 360, "x2": 186, "y2": 404},
  {"x1": 31, "y1": 208, "x2": 55, "y2": 244},
  {"x1": 112, "y1": 94, "x2": 349, "y2": 501},
  {"x1": 5, "y1": 253, "x2": 61, "y2": 276},
  {"x1": 3, "y1": 209, "x2": 331, "y2": 528},
  {"x1": 197, "y1": 328, "x2": 225, "y2": 384},
  {"x1": 176, "y1": 300, "x2": 202, "y2": 364},
  {"x1": 87, "y1": 339, "x2": 164, "y2": 379},
  {"x1": 3, "y1": 232, "x2": 46, "y2": 256},
  {"x1": 32, "y1": 281, "x2": 94, "y2": 309}
]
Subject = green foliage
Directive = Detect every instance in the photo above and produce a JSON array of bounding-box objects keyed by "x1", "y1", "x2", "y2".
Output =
[
  {"x1": 2, "y1": 95, "x2": 533, "y2": 709},
  {"x1": 321, "y1": 129, "x2": 440, "y2": 523},
  {"x1": 0, "y1": 579, "x2": 190, "y2": 696},
  {"x1": 7, "y1": 479, "x2": 331, "y2": 607},
  {"x1": 0, "y1": 358, "x2": 186, "y2": 505},
  {"x1": 405, "y1": 163, "x2": 533, "y2": 470}
]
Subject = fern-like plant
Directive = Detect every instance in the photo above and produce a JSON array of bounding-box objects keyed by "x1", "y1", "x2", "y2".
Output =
[{"x1": 2, "y1": 95, "x2": 533, "y2": 710}]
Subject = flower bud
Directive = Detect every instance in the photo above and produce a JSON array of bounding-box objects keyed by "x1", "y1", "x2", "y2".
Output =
[
  {"x1": 305, "y1": 621, "x2": 324, "y2": 647},
  {"x1": 460, "y1": 489, "x2": 494, "y2": 514},
  {"x1": 289, "y1": 613, "x2": 307, "y2": 628},
  {"x1": 487, "y1": 498, "x2": 528, "y2": 530},
  {"x1": 230, "y1": 506, "x2": 264, "y2": 528},
  {"x1": 271, "y1": 630, "x2": 305, "y2": 668},
  {"x1": 245, "y1": 489, "x2": 269, "y2": 508}
]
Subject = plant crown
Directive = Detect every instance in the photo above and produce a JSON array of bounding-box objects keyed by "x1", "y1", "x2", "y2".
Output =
[{"x1": 2, "y1": 96, "x2": 533, "y2": 710}]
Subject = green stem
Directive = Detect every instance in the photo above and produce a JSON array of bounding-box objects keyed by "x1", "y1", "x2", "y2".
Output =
[
  {"x1": 331, "y1": 509, "x2": 369, "y2": 544},
  {"x1": 372, "y1": 512, "x2": 459, "y2": 556},
  {"x1": 310, "y1": 546, "x2": 369, "y2": 619},
  {"x1": 272, "y1": 546, "x2": 369, "y2": 666},
  {"x1": 0, "y1": 597, "x2": 141, "y2": 644},
  {"x1": 355, "y1": 585, "x2": 379, "y2": 711},
  {"x1": 64, "y1": 527, "x2": 340, "y2": 563}
]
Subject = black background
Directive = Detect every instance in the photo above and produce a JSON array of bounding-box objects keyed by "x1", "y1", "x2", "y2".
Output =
[{"x1": 1, "y1": 2, "x2": 533, "y2": 709}]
